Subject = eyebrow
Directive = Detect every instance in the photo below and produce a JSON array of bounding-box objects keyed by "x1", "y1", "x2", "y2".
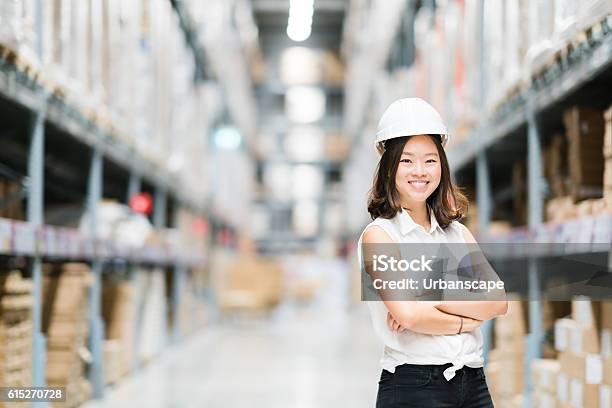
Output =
[{"x1": 401, "y1": 152, "x2": 439, "y2": 157}]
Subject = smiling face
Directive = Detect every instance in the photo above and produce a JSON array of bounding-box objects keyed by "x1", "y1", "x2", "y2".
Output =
[{"x1": 394, "y1": 135, "x2": 442, "y2": 207}]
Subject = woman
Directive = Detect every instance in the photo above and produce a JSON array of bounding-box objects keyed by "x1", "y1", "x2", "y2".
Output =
[{"x1": 358, "y1": 98, "x2": 507, "y2": 408}]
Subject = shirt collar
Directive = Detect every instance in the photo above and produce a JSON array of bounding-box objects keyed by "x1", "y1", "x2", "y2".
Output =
[{"x1": 398, "y1": 206, "x2": 442, "y2": 235}]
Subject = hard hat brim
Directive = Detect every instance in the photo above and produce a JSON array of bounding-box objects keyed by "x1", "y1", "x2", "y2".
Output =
[{"x1": 376, "y1": 134, "x2": 448, "y2": 155}]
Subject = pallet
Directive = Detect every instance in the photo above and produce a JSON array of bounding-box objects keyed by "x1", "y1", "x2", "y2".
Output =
[
  {"x1": 0, "y1": 43, "x2": 40, "y2": 82},
  {"x1": 0, "y1": 271, "x2": 33, "y2": 295},
  {"x1": 0, "y1": 319, "x2": 33, "y2": 340},
  {"x1": 0, "y1": 335, "x2": 32, "y2": 357},
  {"x1": 0, "y1": 352, "x2": 32, "y2": 372},
  {"x1": 0, "y1": 368, "x2": 32, "y2": 387}
]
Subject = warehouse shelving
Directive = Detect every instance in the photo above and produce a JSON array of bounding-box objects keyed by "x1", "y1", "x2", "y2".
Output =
[
  {"x1": 441, "y1": 11, "x2": 612, "y2": 408},
  {"x1": 0, "y1": 57, "x2": 205, "y2": 215},
  {"x1": 0, "y1": 1, "x2": 214, "y2": 405},
  {"x1": 0, "y1": 217, "x2": 205, "y2": 265},
  {"x1": 448, "y1": 16, "x2": 612, "y2": 172}
]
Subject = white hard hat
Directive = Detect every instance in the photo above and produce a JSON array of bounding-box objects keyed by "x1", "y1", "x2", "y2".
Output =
[{"x1": 375, "y1": 98, "x2": 449, "y2": 154}]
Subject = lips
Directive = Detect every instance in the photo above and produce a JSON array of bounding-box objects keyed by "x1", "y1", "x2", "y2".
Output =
[{"x1": 407, "y1": 180, "x2": 429, "y2": 190}]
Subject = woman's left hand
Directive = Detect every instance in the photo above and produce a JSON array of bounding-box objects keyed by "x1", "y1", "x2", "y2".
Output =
[{"x1": 387, "y1": 312, "x2": 407, "y2": 332}]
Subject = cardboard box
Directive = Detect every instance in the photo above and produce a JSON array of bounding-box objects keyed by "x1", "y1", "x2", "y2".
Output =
[
  {"x1": 558, "y1": 372, "x2": 569, "y2": 403},
  {"x1": 486, "y1": 359, "x2": 524, "y2": 397},
  {"x1": 564, "y1": 106, "x2": 606, "y2": 200},
  {"x1": 556, "y1": 318, "x2": 575, "y2": 351},
  {"x1": 603, "y1": 358, "x2": 612, "y2": 385},
  {"x1": 605, "y1": 106, "x2": 612, "y2": 159},
  {"x1": 572, "y1": 298, "x2": 601, "y2": 328},
  {"x1": 601, "y1": 384, "x2": 612, "y2": 408},
  {"x1": 532, "y1": 359, "x2": 560, "y2": 393},
  {"x1": 569, "y1": 378, "x2": 599, "y2": 408},
  {"x1": 532, "y1": 391, "x2": 556, "y2": 408},
  {"x1": 603, "y1": 329, "x2": 612, "y2": 358},
  {"x1": 559, "y1": 351, "x2": 603, "y2": 384},
  {"x1": 570, "y1": 324, "x2": 600, "y2": 354}
]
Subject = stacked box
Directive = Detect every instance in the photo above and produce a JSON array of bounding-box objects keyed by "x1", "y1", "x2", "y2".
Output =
[
  {"x1": 487, "y1": 301, "x2": 527, "y2": 405},
  {"x1": 532, "y1": 359, "x2": 560, "y2": 408},
  {"x1": 513, "y1": 161, "x2": 528, "y2": 225},
  {"x1": 218, "y1": 256, "x2": 283, "y2": 313},
  {"x1": 43, "y1": 263, "x2": 92, "y2": 408},
  {"x1": 103, "y1": 339, "x2": 122, "y2": 385},
  {"x1": 0, "y1": 271, "x2": 33, "y2": 408},
  {"x1": 601, "y1": 302, "x2": 612, "y2": 358},
  {"x1": 0, "y1": 178, "x2": 25, "y2": 220},
  {"x1": 554, "y1": 299, "x2": 609, "y2": 408},
  {"x1": 546, "y1": 196, "x2": 576, "y2": 223},
  {"x1": 137, "y1": 268, "x2": 167, "y2": 363},
  {"x1": 545, "y1": 133, "x2": 570, "y2": 198},
  {"x1": 603, "y1": 303, "x2": 612, "y2": 408},
  {"x1": 563, "y1": 107, "x2": 606, "y2": 202},
  {"x1": 102, "y1": 278, "x2": 137, "y2": 379},
  {"x1": 604, "y1": 107, "x2": 612, "y2": 205}
]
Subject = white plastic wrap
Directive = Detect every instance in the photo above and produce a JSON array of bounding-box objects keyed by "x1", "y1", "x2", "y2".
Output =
[
  {"x1": 553, "y1": 0, "x2": 579, "y2": 44},
  {"x1": 0, "y1": 0, "x2": 24, "y2": 49},
  {"x1": 523, "y1": 0, "x2": 555, "y2": 81},
  {"x1": 413, "y1": 6, "x2": 434, "y2": 100},
  {"x1": 578, "y1": 0, "x2": 612, "y2": 33},
  {"x1": 503, "y1": 0, "x2": 522, "y2": 92},
  {"x1": 483, "y1": 0, "x2": 505, "y2": 110},
  {"x1": 462, "y1": 0, "x2": 482, "y2": 121}
]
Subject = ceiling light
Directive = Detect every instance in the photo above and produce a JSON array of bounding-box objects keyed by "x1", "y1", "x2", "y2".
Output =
[
  {"x1": 285, "y1": 86, "x2": 326, "y2": 123},
  {"x1": 213, "y1": 126, "x2": 242, "y2": 150}
]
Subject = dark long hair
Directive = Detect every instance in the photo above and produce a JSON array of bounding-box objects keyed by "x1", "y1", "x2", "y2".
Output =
[{"x1": 367, "y1": 135, "x2": 468, "y2": 229}]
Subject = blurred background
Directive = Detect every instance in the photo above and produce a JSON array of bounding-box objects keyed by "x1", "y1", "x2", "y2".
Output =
[{"x1": 0, "y1": 0, "x2": 611, "y2": 407}]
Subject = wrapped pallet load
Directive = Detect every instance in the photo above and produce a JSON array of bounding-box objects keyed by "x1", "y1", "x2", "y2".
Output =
[
  {"x1": 0, "y1": 271, "x2": 33, "y2": 403},
  {"x1": 43, "y1": 264, "x2": 92, "y2": 408}
]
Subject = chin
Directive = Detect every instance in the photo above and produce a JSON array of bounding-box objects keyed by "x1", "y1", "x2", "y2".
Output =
[{"x1": 401, "y1": 192, "x2": 430, "y2": 203}]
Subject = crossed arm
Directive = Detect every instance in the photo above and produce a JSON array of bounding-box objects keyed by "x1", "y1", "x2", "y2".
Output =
[{"x1": 362, "y1": 225, "x2": 507, "y2": 335}]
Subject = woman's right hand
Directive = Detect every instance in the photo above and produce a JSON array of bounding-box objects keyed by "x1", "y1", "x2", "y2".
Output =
[{"x1": 460, "y1": 316, "x2": 483, "y2": 333}]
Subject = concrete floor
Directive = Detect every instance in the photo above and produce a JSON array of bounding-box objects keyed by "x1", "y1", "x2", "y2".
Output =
[{"x1": 83, "y1": 303, "x2": 381, "y2": 408}]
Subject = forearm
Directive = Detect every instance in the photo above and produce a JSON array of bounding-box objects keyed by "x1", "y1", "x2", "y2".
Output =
[
  {"x1": 435, "y1": 301, "x2": 508, "y2": 321},
  {"x1": 387, "y1": 301, "x2": 464, "y2": 335}
]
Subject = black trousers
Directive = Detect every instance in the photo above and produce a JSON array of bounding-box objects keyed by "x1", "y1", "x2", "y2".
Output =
[{"x1": 376, "y1": 363, "x2": 494, "y2": 408}]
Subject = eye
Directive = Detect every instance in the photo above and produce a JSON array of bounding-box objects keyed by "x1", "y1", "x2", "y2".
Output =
[
  {"x1": 426, "y1": 159, "x2": 437, "y2": 163},
  {"x1": 400, "y1": 159, "x2": 411, "y2": 163}
]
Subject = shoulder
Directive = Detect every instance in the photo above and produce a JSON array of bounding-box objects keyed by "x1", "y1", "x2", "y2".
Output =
[
  {"x1": 448, "y1": 221, "x2": 477, "y2": 244},
  {"x1": 362, "y1": 218, "x2": 396, "y2": 244}
]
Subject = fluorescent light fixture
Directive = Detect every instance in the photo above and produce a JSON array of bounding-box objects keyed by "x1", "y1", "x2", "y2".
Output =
[
  {"x1": 293, "y1": 199, "x2": 319, "y2": 237},
  {"x1": 292, "y1": 164, "x2": 324, "y2": 199},
  {"x1": 213, "y1": 126, "x2": 242, "y2": 150},
  {"x1": 285, "y1": 86, "x2": 326, "y2": 123},
  {"x1": 264, "y1": 163, "x2": 293, "y2": 200},
  {"x1": 284, "y1": 126, "x2": 325, "y2": 161},
  {"x1": 287, "y1": 0, "x2": 314, "y2": 42},
  {"x1": 280, "y1": 47, "x2": 321, "y2": 85}
]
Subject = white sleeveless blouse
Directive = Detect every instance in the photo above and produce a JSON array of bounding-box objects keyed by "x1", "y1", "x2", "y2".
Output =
[{"x1": 357, "y1": 208, "x2": 484, "y2": 381}]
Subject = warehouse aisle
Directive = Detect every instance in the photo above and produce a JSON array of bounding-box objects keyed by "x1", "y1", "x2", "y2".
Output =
[{"x1": 83, "y1": 305, "x2": 380, "y2": 408}]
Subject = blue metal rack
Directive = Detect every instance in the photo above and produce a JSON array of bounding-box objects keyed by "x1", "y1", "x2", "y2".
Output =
[{"x1": 0, "y1": 1, "x2": 213, "y2": 405}]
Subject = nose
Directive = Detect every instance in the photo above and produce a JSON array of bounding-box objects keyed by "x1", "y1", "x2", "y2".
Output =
[{"x1": 410, "y1": 161, "x2": 426, "y2": 176}]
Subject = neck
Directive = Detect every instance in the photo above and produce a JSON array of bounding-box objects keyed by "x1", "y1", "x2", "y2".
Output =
[{"x1": 401, "y1": 202, "x2": 429, "y2": 227}]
